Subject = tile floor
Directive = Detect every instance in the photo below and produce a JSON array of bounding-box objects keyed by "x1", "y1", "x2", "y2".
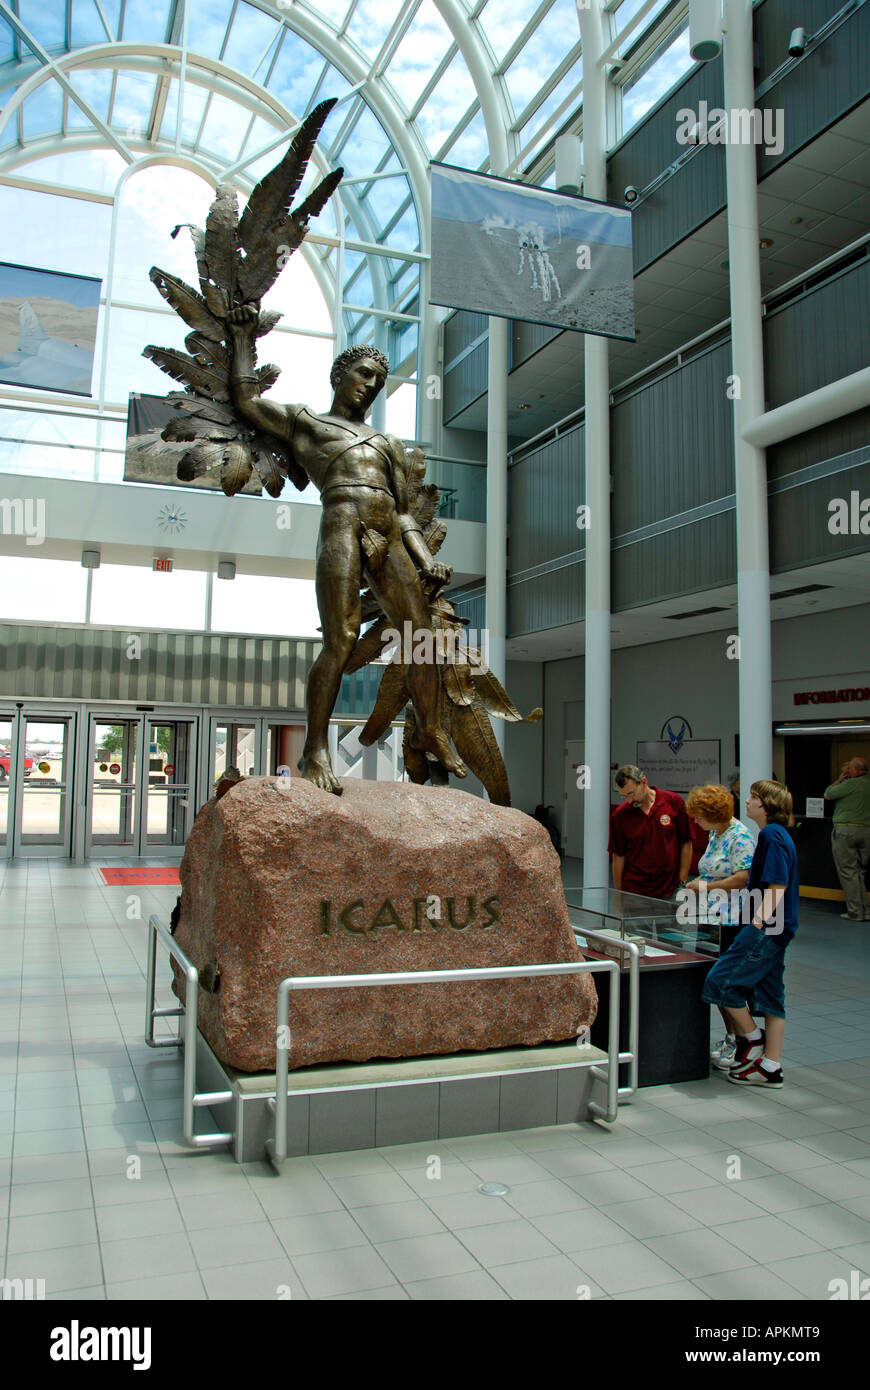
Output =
[{"x1": 2, "y1": 860, "x2": 870, "y2": 1301}]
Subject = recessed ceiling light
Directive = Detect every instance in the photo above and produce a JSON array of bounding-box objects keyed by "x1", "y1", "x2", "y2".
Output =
[
  {"x1": 759, "y1": 238, "x2": 774, "y2": 249},
  {"x1": 788, "y1": 216, "x2": 803, "y2": 225},
  {"x1": 518, "y1": 402, "x2": 532, "y2": 410}
]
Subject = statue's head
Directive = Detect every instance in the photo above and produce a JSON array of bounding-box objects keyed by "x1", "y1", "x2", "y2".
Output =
[{"x1": 330, "y1": 344, "x2": 390, "y2": 393}]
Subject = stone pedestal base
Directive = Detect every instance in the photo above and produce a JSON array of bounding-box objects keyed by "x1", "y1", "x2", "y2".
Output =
[{"x1": 173, "y1": 777, "x2": 597, "y2": 1072}]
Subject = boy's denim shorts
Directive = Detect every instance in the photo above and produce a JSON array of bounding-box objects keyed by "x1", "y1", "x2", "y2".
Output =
[{"x1": 701, "y1": 924, "x2": 791, "y2": 1020}]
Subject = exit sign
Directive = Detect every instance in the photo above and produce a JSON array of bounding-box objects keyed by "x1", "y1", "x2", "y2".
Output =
[{"x1": 153, "y1": 557, "x2": 173, "y2": 572}]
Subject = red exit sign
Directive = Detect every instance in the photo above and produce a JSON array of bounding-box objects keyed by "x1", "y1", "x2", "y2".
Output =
[{"x1": 152, "y1": 557, "x2": 173, "y2": 573}]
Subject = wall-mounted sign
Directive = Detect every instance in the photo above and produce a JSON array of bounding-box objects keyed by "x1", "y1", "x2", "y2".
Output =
[
  {"x1": 38, "y1": 760, "x2": 51, "y2": 773},
  {"x1": 659, "y1": 716, "x2": 693, "y2": 753},
  {"x1": 793, "y1": 686, "x2": 870, "y2": 706},
  {"x1": 805, "y1": 797, "x2": 826, "y2": 818},
  {"x1": 109, "y1": 762, "x2": 121, "y2": 775},
  {"x1": 152, "y1": 557, "x2": 173, "y2": 573},
  {"x1": 163, "y1": 763, "x2": 175, "y2": 777},
  {"x1": 636, "y1": 739, "x2": 721, "y2": 795}
]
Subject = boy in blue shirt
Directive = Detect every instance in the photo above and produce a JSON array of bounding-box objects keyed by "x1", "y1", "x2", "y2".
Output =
[{"x1": 701, "y1": 779, "x2": 799, "y2": 1088}]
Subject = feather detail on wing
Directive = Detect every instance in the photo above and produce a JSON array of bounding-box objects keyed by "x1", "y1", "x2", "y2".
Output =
[
  {"x1": 251, "y1": 446, "x2": 285, "y2": 498},
  {"x1": 359, "y1": 665, "x2": 410, "y2": 746},
  {"x1": 424, "y1": 519, "x2": 447, "y2": 555},
  {"x1": 204, "y1": 184, "x2": 239, "y2": 303},
  {"x1": 171, "y1": 223, "x2": 210, "y2": 291},
  {"x1": 412, "y1": 484, "x2": 441, "y2": 529},
  {"x1": 166, "y1": 392, "x2": 235, "y2": 424},
  {"x1": 185, "y1": 332, "x2": 231, "y2": 370},
  {"x1": 221, "y1": 441, "x2": 254, "y2": 496},
  {"x1": 177, "y1": 442, "x2": 225, "y2": 481},
  {"x1": 237, "y1": 99, "x2": 338, "y2": 247},
  {"x1": 442, "y1": 660, "x2": 476, "y2": 708},
  {"x1": 449, "y1": 705, "x2": 511, "y2": 806},
  {"x1": 256, "y1": 363, "x2": 280, "y2": 393},
  {"x1": 142, "y1": 347, "x2": 230, "y2": 400},
  {"x1": 149, "y1": 269, "x2": 225, "y2": 341}
]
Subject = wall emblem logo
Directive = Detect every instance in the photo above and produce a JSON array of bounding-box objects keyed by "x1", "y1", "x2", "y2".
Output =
[{"x1": 661, "y1": 716, "x2": 692, "y2": 754}]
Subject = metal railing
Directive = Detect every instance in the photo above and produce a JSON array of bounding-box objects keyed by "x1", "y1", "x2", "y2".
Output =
[
  {"x1": 145, "y1": 915, "x2": 233, "y2": 1150},
  {"x1": 145, "y1": 913, "x2": 640, "y2": 1164},
  {"x1": 266, "y1": 955, "x2": 626, "y2": 1170}
]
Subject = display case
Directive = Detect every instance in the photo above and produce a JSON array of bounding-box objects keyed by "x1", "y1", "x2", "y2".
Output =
[
  {"x1": 564, "y1": 885, "x2": 721, "y2": 959},
  {"x1": 564, "y1": 887, "x2": 717, "y2": 1086}
]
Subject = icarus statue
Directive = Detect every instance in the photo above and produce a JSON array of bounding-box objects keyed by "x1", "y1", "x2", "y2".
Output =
[{"x1": 143, "y1": 99, "x2": 540, "y2": 805}]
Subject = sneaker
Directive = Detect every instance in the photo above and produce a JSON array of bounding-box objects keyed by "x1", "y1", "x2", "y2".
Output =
[
  {"x1": 728, "y1": 1059, "x2": 783, "y2": 1087},
  {"x1": 711, "y1": 1036, "x2": 737, "y2": 1070},
  {"x1": 729, "y1": 1029, "x2": 765, "y2": 1071}
]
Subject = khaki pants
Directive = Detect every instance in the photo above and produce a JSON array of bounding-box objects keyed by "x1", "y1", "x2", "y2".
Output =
[{"x1": 831, "y1": 825, "x2": 870, "y2": 919}]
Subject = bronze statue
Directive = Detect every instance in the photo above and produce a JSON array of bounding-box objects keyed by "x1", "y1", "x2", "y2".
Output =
[{"x1": 143, "y1": 99, "x2": 540, "y2": 805}]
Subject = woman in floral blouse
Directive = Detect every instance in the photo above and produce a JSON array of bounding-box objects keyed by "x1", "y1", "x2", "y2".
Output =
[{"x1": 685, "y1": 783, "x2": 756, "y2": 1070}]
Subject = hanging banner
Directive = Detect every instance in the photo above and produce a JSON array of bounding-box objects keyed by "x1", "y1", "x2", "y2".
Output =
[
  {"x1": 429, "y1": 162, "x2": 635, "y2": 340},
  {"x1": 0, "y1": 261, "x2": 101, "y2": 395}
]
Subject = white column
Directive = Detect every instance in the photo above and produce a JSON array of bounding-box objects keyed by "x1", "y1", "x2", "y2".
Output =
[
  {"x1": 577, "y1": 1, "x2": 612, "y2": 886},
  {"x1": 723, "y1": 0, "x2": 772, "y2": 801},
  {"x1": 486, "y1": 316, "x2": 509, "y2": 752}
]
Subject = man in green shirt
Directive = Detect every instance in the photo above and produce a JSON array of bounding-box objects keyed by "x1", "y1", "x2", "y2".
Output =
[{"x1": 824, "y1": 759, "x2": 870, "y2": 921}]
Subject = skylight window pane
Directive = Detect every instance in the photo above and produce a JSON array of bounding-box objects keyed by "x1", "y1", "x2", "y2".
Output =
[
  {"x1": 1, "y1": 16, "x2": 13, "y2": 62},
  {"x1": 226, "y1": 3, "x2": 282, "y2": 80},
  {"x1": 615, "y1": 0, "x2": 672, "y2": 58},
  {"x1": 15, "y1": 149, "x2": 126, "y2": 194},
  {"x1": 178, "y1": 84, "x2": 209, "y2": 148},
  {"x1": 478, "y1": 0, "x2": 536, "y2": 64},
  {"x1": 505, "y1": 0, "x2": 578, "y2": 121},
  {"x1": 382, "y1": 203, "x2": 419, "y2": 253},
  {"x1": 621, "y1": 23, "x2": 692, "y2": 136},
  {"x1": 414, "y1": 52, "x2": 476, "y2": 156},
  {"x1": 186, "y1": 0, "x2": 234, "y2": 60},
  {"x1": 21, "y1": 83, "x2": 64, "y2": 139},
  {"x1": 386, "y1": 2, "x2": 453, "y2": 111},
  {"x1": 0, "y1": 184, "x2": 111, "y2": 277},
  {"x1": 441, "y1": 109, "x2": 489, "y2": 169},
  {"x1": 298, "y1": 0, "x2": 353, "y2": 31},
  {"x1": 360, "y1": 173, "x2": 411, "y2": 237},
  {"x1": 110, "y1": 73, "x2": 158, "y2": 139},
  {"x1": 197, "y1": 93, "x2": 249, "y2": 162},
  {"x1": 335, "y1": 104, "x2": 391, "y2": 178},
  {"x1": 346, "y1": 0, "x2": 401, "y2": 57},
  {"x1": 17, "y1": 3, "x2": 65, "y2": 52},
  {"x1": 517, "y1": 53, "x2": 582, "y2": 135},
  {"x1": 71, "y1": 0, "x2": 121, "y2": 46},
  {"x1": 67, "y1": 68, "x2": 113, "y2": 128},
  {"x1": 121, "y1": 0, "x2": 172, "y2": 44},
  {"x1": 267, "y1": 37, "x2": 333, "y2": 118}
]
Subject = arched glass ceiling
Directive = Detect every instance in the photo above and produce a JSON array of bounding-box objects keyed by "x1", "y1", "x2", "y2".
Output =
[{"x1": 0, "y1": 0, "x2": 695, "y2": 457}]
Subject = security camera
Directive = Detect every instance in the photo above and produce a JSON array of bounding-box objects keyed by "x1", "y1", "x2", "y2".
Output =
[
  {"x1": 788, "y1": 27, "x2": 807, "y2": 57},
  {"x1": 624, "y1": 186, "x2": 639, "y2": 205}
]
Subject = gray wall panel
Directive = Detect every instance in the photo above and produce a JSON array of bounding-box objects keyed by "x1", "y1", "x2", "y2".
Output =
[
  {"x1": 613, "y1": 513, "x2": 736, "y2": 612},
  {"x1": 0, "y1": 624, "x2": 318, "y2": 710}
]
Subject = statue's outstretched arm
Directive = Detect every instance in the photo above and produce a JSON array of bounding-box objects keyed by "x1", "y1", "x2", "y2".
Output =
[{"x1": 228, "y1": 306, "x2": 295, "y2": 441}]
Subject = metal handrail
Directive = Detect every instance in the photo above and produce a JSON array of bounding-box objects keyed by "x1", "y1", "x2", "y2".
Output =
[
  {"x1": 571, "y1": 925, "x2": 641, "y2": 1099},
  {"x1": 266, "y1": 956, "x2": 623, "y2": 1170},
  {"x1": 145, "y1": 915, "x2": 233, "y2": 1149}
]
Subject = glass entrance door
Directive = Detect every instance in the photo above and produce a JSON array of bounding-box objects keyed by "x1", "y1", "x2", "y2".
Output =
[
  {"x1": 14, "y1": 714, "x2": 75, "y2": 857},
  {"x1": 143, "y1": 720, "x2": 194, "y2": 851},
  {"x1": 85, "y1": 712, "x2": 197, "y2": 858},
  {"x1": 0, "y1": 713, "x2": 13, "y2": 853},
  {"x1": 89, "y1": 717, "x2": 141, "y2": 852}
]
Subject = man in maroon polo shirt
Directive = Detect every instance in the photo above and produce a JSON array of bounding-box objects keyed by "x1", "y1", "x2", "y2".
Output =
[{"x1": 609, "y1": 763, "x2": 693, "y2": 899}]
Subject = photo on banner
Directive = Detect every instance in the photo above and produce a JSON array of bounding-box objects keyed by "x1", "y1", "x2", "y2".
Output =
[
  {"x1": 0, "y1": 261, "x2": 101, "y2": 395},
  {"x1": 429, "y1": 162, "x2": 635, "y2": 340},
  {"x1": 124, "y1": 393, "x2": 261, "y2": 492}
]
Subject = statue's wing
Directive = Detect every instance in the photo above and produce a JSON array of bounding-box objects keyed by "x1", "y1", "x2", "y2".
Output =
[
  {"x1": 344, "y1": 617, "x2": 393, "y2": 675},
  {"x1": 449, "y1": 704, "x2": 511, "y2": 807},
  {"x1": 143, "y1": 100, "x2": 341, "y2": 497},
  {"x1": 358, "y1": 665, "x2": 411, "y2": 746},
  {"x1": 471, "y1": 667, "x2": 543, "y2": 724}
]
